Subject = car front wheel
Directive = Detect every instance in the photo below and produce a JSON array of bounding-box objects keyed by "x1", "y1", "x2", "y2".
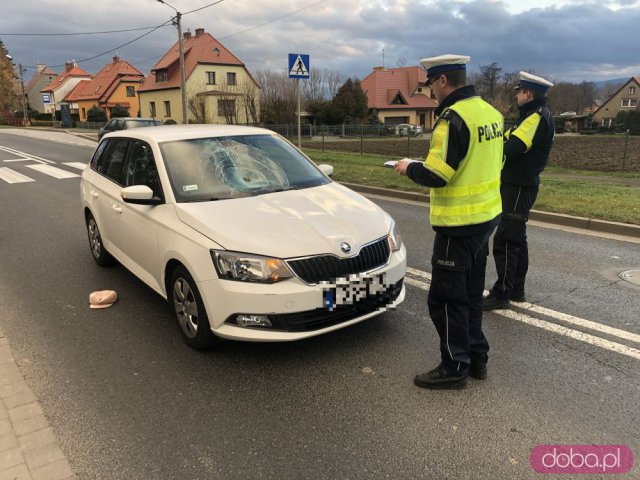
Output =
[
  {"x1": 171, "y1": 266, "x2": 218, "y2": 350},
  {"x1": 86, "y1": 213, "x2": 115, "y2": 266}
]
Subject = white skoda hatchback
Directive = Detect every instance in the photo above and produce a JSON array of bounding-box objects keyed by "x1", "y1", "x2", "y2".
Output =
[{"x1": 81, "y1": 125, "x2": 406, "y2": 349}]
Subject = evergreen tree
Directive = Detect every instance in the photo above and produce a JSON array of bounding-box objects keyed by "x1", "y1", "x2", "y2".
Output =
[
  {"x1": 87, "y1": 105, "x2": 107, "y2": 122},
  {"x1": 110, "y1": 104, "x2": 129, "y2": 118},
  {"x1": 331, "y1": 78, "x2": 369, "y2": 124},
  {"x1": 0, "y1": 40, "x2": 19, "y2": 124}
]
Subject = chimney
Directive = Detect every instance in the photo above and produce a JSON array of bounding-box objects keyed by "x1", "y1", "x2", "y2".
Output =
[
  {"x1": 183, "y1": 31, "x2": 191, "y2": 40},
  {"x1": 195, "y1": 28, "x2": 205, "y2": 37},
  {"x1": 373, "y1": 66, "x2": 385, "y2": 72},
  {"x1": 37, "y1": 63, "x2": 46, "y2": 73},
  {"x1": 113, "y1": 54, "x2": 120, "y2": 63},
  {"x1": 65, "y1": 61, "x2": 74, "y2": 72}
]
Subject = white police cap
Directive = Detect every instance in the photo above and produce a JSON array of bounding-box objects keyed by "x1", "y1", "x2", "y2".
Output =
[
  {"x1": 515, "y1": 71, "x2": 554, "y2": 93},
  {"x1": 420, "y1": 54, "x2": 470, "y2": 78}
]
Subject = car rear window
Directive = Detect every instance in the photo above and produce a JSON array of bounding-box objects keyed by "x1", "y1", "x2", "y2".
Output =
[{"x1": 126, "y1": 120, "x2": 161, "y2": 128}]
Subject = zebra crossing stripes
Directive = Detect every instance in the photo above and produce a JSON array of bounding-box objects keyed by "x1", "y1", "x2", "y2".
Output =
[
  {"x1": 63, "y1": 162, "x2": 88, "y2": 171},
  {"x1": 0, "y1": 167, "x2": 36, "y2": 184},
  {"x1": 26, "y1": 164, "x2": 80, "y2": 179}
]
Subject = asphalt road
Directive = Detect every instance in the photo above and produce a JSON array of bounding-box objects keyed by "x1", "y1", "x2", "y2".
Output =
[{"x1": 1, "y1": 129, "x2": 639, "y2": 479}]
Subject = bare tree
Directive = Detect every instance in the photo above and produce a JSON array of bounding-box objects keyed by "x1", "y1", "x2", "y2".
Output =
[
  {"x1": 187, "y1": 81, "x2": 211, "y2": 124},
  {"x1": 255, "y1": 69, "x2": 297, "y2": 124},
  {"x1": 396, "y1": 57, "x2": 407, "y2": 68}
]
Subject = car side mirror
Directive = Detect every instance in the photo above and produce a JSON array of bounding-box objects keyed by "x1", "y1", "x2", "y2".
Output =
[
  {"x1": 121, "y1": 185, "x2": 162, "y2": 205},
  {"x1": 318, "y1": 164, "x2": 333, "y2": 177}
]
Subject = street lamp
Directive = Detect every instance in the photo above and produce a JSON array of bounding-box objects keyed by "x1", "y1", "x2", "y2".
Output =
[
  {"x1": 156, "y1": 0, "x2": 189, "y2": 124},
  {"x1": 5, "y1": 55, "x2": 28, "y2": 127}
]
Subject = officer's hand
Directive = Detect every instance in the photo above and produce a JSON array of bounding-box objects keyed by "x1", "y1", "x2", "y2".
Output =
[{"x1": 394, "y1": 159, "x2": 411, "y2": 176}]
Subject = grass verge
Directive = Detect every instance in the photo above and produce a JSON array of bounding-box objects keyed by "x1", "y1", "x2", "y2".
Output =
[{"x1": 305, "y1": 148, "x2": 640, "y2": 225}]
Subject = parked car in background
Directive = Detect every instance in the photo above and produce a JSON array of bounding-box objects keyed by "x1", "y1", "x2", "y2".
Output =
[
  {"x1": 394, "y1": 124, "x2": 423, "y2": 136},
  {"x1": 98, "y1": 117, "x2": 161, "y2": 139},
  {"x1": 81, "y1": 125, "x2": 406, "y2": 349}
]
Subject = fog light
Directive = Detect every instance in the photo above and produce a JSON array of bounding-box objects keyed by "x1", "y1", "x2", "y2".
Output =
[{"x1": 236, "y1": 314, "x2": 272, "y2": 328}]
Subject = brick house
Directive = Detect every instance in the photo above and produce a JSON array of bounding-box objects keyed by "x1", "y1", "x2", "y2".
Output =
[{"x1": 360, "y1": 66, "x2": 438, "y2": 130}]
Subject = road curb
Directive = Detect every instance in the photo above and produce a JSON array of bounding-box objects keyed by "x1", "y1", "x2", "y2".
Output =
[{"x1": 340, "y1": 182, "x2": 640, "y2": 239}]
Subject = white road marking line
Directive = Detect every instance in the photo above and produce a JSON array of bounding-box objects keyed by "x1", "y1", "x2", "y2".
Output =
[
  {"x1": 0, "y1": 167, "x2": 35, "y2": 183},
  {"x1": 404, "y1": 267, "x2": 640, "y2": 358},
  {"x1": 3, "y1": 159, "x2": 31, "y2": 163},
  {"x1": 26, "y1": 164, "x2": 79, "y2": 179},
  {"x1": 516, "y1": 302, "x2": 640, "y2": 344},
  {"x1": 63, "y1": 162, "x2": 88, "y2": 171},
  {"x1": 496, "y1": 308, "x2": 640, "y2": 361},
  {"x1": 0, "y1": 146, "x2": 53, "y2": 164}
]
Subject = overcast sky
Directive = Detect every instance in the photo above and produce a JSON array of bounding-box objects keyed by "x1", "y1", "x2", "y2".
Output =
[{"x1": 1, "y1": 0, "x2": 639, "y2": 84}]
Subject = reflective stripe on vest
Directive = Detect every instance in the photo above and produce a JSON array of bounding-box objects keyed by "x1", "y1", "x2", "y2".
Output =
[{"x1": 429, "y1": 96, "x2": 504, "y2": 227}]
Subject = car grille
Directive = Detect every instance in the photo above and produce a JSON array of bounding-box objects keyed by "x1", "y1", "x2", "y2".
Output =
[
  {"x1": 269, "y1": 279, "x2": 403, "y2": 332},
  {"x1": 287, "y1": 237, "x2": 391, "y2": 284}
]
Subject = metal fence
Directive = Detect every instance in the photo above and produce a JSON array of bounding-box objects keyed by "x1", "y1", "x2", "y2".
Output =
[{"x1": 264, "y1": 124, "x2": 422, "y2": 139}]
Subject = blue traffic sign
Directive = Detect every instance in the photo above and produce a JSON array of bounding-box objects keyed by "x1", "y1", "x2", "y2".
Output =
[{"x1": 288, "y1": 54, "x2": 310, "y2": 79}]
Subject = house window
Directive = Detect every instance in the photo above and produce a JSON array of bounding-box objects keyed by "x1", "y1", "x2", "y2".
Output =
[
  {"x1": 417, "y1": 88, "x2": 422, "y2": 93},
  {"x1": 218, "y1": 99, "x2": 236, "y2": 116},
  {"x1": 629, "y1": 86, "x2": 636, "y2": 95},
  {"x1": 82, "y1": 108, "x2": 86, "y2": 119},
  {"x1": 621, "y1": 99, "x2": 637, "y2": 108},
  {"x1": 150, "y1": 101, "x2": 156, "y2": 117},
  {"x1": 155, "y1": 70, "x2": 168, "y2": 83},
  {"x1": 206, "y1": 71, "x2": 216, "y2": 84},
  {"x1": 226, "y1": 72, "x2": 237, "y2": 85},
  {"x1": 164, "y1": 101, "x2": 171, "y2": 117},
  {"x1": 126, "y1": 86, "x2": 135, "y2": 97}
]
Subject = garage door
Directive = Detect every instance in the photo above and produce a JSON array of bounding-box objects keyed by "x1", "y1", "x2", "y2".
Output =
[{"x1": 384, "y1": 116, "x2": 409, "y2": 126}]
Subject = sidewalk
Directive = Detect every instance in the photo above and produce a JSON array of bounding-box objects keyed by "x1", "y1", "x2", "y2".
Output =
[{"x1": 0, "y1": 328, "x2": 74, "y2": 480}]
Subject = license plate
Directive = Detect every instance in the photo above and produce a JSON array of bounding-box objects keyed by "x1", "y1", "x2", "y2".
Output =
[{"x1": 322, "y1": 273, "x2": 388, "y2": 310}]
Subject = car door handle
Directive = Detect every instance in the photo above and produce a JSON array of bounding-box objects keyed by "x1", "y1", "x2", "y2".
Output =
[
  {"x1": 112, "y1": 204, "x2": 122, "y2": 214},
  {"x1": 90, "y1": 190, "x2": 99, "y2": 198}
]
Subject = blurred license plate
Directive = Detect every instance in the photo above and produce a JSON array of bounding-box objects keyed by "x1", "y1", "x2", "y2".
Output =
[{"x1": 322, "y1": 273, "x2": 387, "y2": 310}]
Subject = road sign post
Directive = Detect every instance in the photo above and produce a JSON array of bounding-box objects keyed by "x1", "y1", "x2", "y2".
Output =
[{"x1": 288, "y1": 54, "x2": 310, "y2": 148}]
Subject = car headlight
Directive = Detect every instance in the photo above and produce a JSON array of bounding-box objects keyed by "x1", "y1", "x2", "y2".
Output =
[
  {"x1": 211, "y1": 250, "x2": 294, "y2": 283},
  {"x1": 388, "y1": 223, "x2": 402, "y2": 251}
]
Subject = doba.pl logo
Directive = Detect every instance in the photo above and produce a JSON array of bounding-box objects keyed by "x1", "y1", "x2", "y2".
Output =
[{"x1": 530, "y1": 445, "x2": 634, "y2": 474}]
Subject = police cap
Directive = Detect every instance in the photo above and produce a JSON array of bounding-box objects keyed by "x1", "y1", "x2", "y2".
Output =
[
  {"x1": 515, "y1": 71, "x2": 554, "y2": 93},
  {"x1": 420, "y1": 54, "x2": 470, "y2": 79}
]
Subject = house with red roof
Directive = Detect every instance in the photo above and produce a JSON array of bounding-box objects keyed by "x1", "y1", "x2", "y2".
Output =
[
  {"x1": 138, "y1": 28, "x2": 260, "y2": 124},
  {"x1": 41, "y1": 62, "x2": 91, "y2": 118},
  {"x1": 592, "y1": 77, "x2": 640, "y2": 127},
  {"x1": 360, "y1": 66, "x2": 438, "y2": 131},
  {"x1": 63, "y1": 55, "x2": 145, "y2": 121},
  {"x1": 24, "y1": 64, "x2": 57, "y2": 114}
]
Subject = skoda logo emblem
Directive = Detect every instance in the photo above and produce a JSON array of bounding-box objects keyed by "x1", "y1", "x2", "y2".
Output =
[{"x1": 340, "y1": 242, "x2": 351, "y2": 254}]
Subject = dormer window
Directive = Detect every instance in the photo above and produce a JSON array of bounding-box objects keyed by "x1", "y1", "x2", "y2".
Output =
[
  {"x1": 391, "y1": 93, "x2": 407, "y2": 105},
  {"x1": 155, "y1": 70, "x2": 169, "y2": 83}
]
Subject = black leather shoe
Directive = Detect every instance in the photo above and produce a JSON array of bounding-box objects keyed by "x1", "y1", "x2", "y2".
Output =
[
  {"x1": 510, "y1": 291, "x2": 526, "y2": 302},
  {"x1": 414, "y1": 364, "x2": 467, "y2": 390},
  {"x1": 469, "y1": 355, "x2": 488, "y2": 380},
  {"x1": 482, "y1": 293, "x2": 510, "y2": 311}
]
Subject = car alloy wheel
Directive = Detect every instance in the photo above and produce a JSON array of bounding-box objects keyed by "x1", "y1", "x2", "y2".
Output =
[
  {"x1": 170, "y1": 266, "x2": 217, "y2": 349},
  {"x1": 86, "y1": 214, "x2": 114, "y2": 266}
]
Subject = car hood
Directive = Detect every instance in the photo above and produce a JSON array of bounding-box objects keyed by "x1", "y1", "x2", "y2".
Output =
[{"x1": 174, "y1": 183, "x2": 392, "y2": 259}]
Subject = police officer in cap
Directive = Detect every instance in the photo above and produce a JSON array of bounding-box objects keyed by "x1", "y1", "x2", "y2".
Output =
[
  {"x1": 394, "y1": 54, "x2": 503, "y2": 389},
  {"x1": 483, "y1": 72, "x2": 555, "y2": 310}
]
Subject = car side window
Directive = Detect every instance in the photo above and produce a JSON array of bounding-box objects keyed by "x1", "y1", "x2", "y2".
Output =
[
  {"x1": 122, "y1": 140, "x2": 163, "y2": 199},
  {"x1": 97, "y1": 138, "x2": 129, "y2": 185},
  {"x1": 90, "y1": 140, "x2": 110, "y2": 171},
  {"x1": 105, "y1": 120, "x2": 115, "y2": 132}
]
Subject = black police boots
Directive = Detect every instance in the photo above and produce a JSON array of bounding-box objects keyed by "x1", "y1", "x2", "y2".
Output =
[
  {"x1": 414, "y1": 364, "x2": 467, "y2": 390},
  {"x1": 482, "y1": 292, "x2": 510, "y2": 311},
  {"x1": 469, "y1": 354, "x2": 488, "y2": 380}
]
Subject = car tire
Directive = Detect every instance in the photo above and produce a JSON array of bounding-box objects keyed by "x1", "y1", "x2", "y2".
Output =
[
  {"x1": 170, "y1": 266, "x2": 218, "y2": 350},
  {"x1": 86, "y1": 213, "x2": 115, "y2": 266}
]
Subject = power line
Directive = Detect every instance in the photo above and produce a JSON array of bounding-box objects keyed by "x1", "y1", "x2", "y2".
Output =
[
  {"x1": 183, "y1": 0, "x2": 225, "y2": 15},
  {"x1": 219, "y1": 0, "x2": 328, "y2": 40},
  {"x1": 0, "y1": 25, "x2": 171, "y2": 36}
]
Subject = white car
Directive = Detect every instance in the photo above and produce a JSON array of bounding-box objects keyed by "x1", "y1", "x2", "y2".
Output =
[{"x1": 81, "y1": 125, "x2": 406, "y2": 349}]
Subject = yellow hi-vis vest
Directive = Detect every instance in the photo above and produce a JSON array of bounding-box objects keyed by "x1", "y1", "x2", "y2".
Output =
[{"x1": 428, "y1": 97, "x2": 504, "y2": 227}]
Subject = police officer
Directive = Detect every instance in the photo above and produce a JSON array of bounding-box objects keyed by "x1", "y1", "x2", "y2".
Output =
[
  {"x1": 483, "y1": 72, "x2": 555, "y2": 311},
  {"x1": 394, "y1": 54, "x2": 503, "y2": 389}
]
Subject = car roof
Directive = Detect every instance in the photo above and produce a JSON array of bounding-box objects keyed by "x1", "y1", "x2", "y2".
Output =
[
  {"x1": 113, "y1": 117, "x2": 158, "y2": 122},
  {"x1": 103, "y1": 124, "x2": 277, "y2": 143}
]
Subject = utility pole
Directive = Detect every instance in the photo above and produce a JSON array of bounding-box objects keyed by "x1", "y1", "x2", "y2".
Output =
[
  {"x1": 156, "y1": 0, "x2": 188, "y2": 124},
  {"x1": 18, "y1": 64, "x2": 28, "y2": 127}
]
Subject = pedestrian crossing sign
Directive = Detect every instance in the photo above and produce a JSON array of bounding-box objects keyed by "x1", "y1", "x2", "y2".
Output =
[{"x1": 288, "y1": 54, "x2": 310, "y2": 79}]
